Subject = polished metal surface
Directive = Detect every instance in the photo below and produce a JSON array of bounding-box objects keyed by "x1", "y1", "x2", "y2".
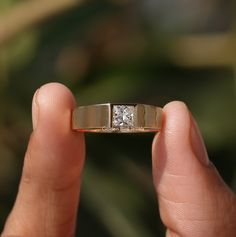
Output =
[{"x1": 72, "y1": 103, "x2": 163, "y2": 133}]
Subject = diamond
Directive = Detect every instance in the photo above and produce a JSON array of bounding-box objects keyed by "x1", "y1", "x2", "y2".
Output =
[{"x1": 112, "y1": 105, "x2": 134, "y2": 128}]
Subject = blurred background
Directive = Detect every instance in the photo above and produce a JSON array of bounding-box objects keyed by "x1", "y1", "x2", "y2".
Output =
[{"x1": 0, "y1": 0, "x2": 235, "y2": 236}]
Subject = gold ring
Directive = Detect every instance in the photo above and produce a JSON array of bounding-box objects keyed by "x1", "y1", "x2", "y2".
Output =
[{"x1": 72, "y1": 103, "x2": 163, "y2": 133}]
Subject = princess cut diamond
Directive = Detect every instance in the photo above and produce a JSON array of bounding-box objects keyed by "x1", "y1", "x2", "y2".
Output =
[{"x1": 112, "y1": 105, "x2": 134, "y2": 128}]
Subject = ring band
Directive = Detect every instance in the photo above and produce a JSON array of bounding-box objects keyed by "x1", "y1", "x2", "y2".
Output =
[{"x1": 72, "y1": 103, "x2": 163, "y2": 133}]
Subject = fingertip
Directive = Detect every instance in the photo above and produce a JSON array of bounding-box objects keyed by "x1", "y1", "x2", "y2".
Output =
[
  {"x1": 154, "y1": 100, "x2": 192, "y2": 160},
  {"x1": 163, "y1": 100, "x2": 188, "y2": 111},
  {"x1": 163, "y1": 101, "x2": 191, "y2": 140},
  {"x1": 29, "y1": 82, "x2": 85, "y2": 168},
  {"x1": 29, "y1": 82, "x2": 85, "y2": 178},
  {"x1": 37, "y1": 82, "x2": 76, "y2": 111},
  {"x1": 152, "y1": 100, "x2": 199, "y2": 182},
  {"x1": 33, "y1": 82, "x2": 76, "y2": 134},
  {"x1": 163, "y1": 101, "x2": 210, "y2": 167}
]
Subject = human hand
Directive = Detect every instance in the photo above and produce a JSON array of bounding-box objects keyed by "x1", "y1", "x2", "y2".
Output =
[{"x1": 2, "y1": 83, "x2": 236, "y2": 237}]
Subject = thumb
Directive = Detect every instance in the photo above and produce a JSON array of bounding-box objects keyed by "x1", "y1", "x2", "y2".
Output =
[{"x1": 152, "y1": 101, "x2": 236, "y2": 237}]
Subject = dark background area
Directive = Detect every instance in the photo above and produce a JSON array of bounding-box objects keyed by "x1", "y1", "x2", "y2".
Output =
[{"x1": 0, "y1": 0, "x2": 235, "y2": 236}]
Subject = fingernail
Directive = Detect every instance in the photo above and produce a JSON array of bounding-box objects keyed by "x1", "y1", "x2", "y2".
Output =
[
  {"x1": 32, "y1": 89, "x2": 40, "y2": 130},
  {"x1": 190, "y1": 113, "x2": 210, "y2": 166}
]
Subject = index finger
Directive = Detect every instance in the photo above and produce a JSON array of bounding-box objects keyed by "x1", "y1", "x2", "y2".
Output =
[{"x1": 2, "y1": 83, "x2": 85, "y2": 237}]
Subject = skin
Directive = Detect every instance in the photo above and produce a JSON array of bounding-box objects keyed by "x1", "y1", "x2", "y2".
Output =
[{"x1": 1, "y1": 83, "x2": 236, "y2": 237}]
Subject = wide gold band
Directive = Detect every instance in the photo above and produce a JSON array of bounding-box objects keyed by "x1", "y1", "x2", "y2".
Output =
[{"x1": 72, "y1": 103, "x2": 163, "y2": 133}]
